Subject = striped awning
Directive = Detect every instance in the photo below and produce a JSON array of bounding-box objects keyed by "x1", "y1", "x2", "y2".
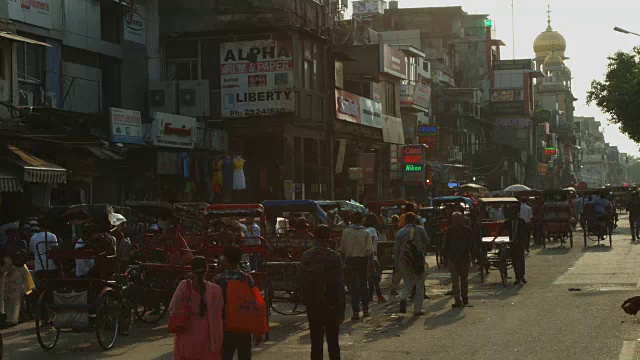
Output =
[
  {"x1": 0, "y1": 169, "x2": 22, "y2": 192},
  {"x1": 5, "y1": 145, "x2": 67, "y2": 184}
]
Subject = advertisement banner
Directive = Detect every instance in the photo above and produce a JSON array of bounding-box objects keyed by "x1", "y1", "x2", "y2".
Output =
[
  {"x1": 335, "y1": 89, "x2": 383, "y2": 128},
  {"x1": 152, "y1": 112, "x2": 197, "y2": 149},
  {"x1": 110, "y1": 107, "x2": 143, "y2": 144},
  {"x1": 493, "y1": 59, "x2": 534, "y2": 71},
  {"x1": 220, "y1": 40, "x2": 295, "y2": 118},
  {"x1": 400, "y1": 83, "x2": 414, "y2": 105},
  {"x1": 413, "y1": 82, "x2": 431, "y2": 109},
  {"x1": 537, "y1": 162, "x2": 548, "y2": 176},
  {"x1": 8, "y1": 0, "x2": 52, "y2": 29},
  {"x1": 380, "y1": 44, "x2": 407, "y2": 79},
  {"x1": 124, "y1": 2, "x2": 146, "y2": 45},
  {"x1": 491, "y1": 89, "x2": 522, "y2": 102}
]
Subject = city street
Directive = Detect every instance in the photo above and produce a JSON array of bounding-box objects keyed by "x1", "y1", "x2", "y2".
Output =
[{"x1": 4, "y1": 215, "x2": 640, "y2": 360}]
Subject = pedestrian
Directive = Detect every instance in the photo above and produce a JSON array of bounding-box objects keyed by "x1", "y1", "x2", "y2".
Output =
[
  {"x1": 169, "y1": 256, "x2": 224, "y2": 360},
  {"x1": 443, "y1": 212, "x2": 473, "y2": 308},
  {"x1": 110, "y1": 213, "x2": 133, "y2": 272},
  {"x1": 339, "y1": 211, "x2": 373, "y2": 320},
  {"x1": 29, "y1": 219, "x2": 58, "y2": 290},
  {"x1": 519, "y1": 199, "x2": 533, "y2": 253},
  {"x1": 493, "y1": 205, "x2": 528, "y2": 285},
  {"x1": 628, "y1": 192, "x2": 640, "y2": 241},
  {"x1": 364, "y1": 213, "x2": 385, "y2": 303},
  {"x1": 215, "y1": 246, "x2": 265, "y2": 360},
  {"x1": 394, "y1": 212, "x2": 429, "y2": 315},
  {"x1": 298, "y1": 225, "x2": 346, "y2": 360}
]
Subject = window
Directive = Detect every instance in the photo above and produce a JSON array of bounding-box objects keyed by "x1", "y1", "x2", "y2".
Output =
[
  {"x1": 101, "y1": 0, "x2": 121, "y2": 44},
  {"x1": 165, "y1": 40, "x2": 199, "y2": 81},
  {"x1": 303, "y1": 41, "x2": 317, "y2": 91},
  {"x1": 383, "y1": 81, "x2": 396, "y2": 116},
  {"x1": 16, "y1": 42, "x2": 45, "y2": 106}
]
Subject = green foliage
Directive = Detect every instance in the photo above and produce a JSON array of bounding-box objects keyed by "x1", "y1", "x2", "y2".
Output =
[
  {"x1": 628, "y1": 162, "x2": 640, "y2": 184},
  {"x1": 586, "y1": 46, "x2": 640, "y2": 144}
]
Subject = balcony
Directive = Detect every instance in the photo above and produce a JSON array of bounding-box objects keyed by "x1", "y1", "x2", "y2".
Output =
[{"x1": 159, "y1": 0, "x2": 329, "y2": 35}]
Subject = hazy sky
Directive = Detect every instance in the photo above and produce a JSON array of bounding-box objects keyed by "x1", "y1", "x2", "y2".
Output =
[{"x1": 349, "y1": 0, "x2": 640, "y2": 155}]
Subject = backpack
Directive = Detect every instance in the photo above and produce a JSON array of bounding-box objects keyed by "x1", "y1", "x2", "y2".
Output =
[
  {"x1": 403, "y1": 227, "x2": 425, "y2": 274},
  {"x1": 298, "y1": 250, "x2": 331, "y2": 307},
  {"x1": 224, "y1": 274, "x2": 268, "y2": 335}
]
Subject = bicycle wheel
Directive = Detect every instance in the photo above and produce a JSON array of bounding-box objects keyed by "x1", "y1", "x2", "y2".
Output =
[
  {"x1": 95, "y1": 290, "x2": 119, "y2": 351},
  {"x1": 118, "y1": 299, "x2": 135, "y2": 336},
  {"x1": 36, "y1": 290, "x2": 59, "y2": 351}
]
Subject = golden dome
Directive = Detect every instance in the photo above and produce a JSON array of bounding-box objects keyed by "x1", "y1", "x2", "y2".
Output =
[
  {"x1": 533, "y1": 12, "x2": 566, "y2": 58},
  {"x1": 544, "y1": 51, "x2": 564, "y2": 68}
]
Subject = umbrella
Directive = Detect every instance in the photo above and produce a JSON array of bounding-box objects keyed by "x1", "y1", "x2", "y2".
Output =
[
  {"x1": 503, "y1": 184, "x2": 532, "y2": 192},
  {"x1": 460, "y1": 183, "x2": 488, "y2": 191}
]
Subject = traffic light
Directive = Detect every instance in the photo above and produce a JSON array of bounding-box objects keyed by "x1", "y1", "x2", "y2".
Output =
[
  {"x1": 425, "y1": 169, "x2": 433, "y2": 185},
  {"x1": 485, "y1": 19, "x2": 492, "y2": 28}
]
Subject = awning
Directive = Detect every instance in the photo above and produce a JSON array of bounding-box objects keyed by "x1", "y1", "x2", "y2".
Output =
[
  {"x1": 4, "y1": 145, "x2": 66, "y2": 184},
  {"x1": 0, "y1": 169, "x2": 22, "y2": 192},
  {"x1": 0, "y1": 32, "x2": 51, "y2": 47},
  {"x1": 86, "y1": 146, "x2": 124, "y2": 160}
]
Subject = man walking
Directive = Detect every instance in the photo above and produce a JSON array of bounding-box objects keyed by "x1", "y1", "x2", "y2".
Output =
[
  {"x1": 394, "y1": 212, "x2": 429, "y2": 316},
  {"x1": 443, "y1": 213, "x2": 474, "y2": 308},
  {"x1": 627, "y1": 192, "x2": 640, "y2": 241},
  {"x1": 519, "y1": 199, "x2": 533, "y2": 252},
  {"x1": 299, "y1": 225, "x2": 346, "y2": 360},
  {"x1": 493, "y1": 205, "x2": 528, "y2": 285},
  {"x1": 339, "y1": 212, "x2": 373, "y2": 320}
]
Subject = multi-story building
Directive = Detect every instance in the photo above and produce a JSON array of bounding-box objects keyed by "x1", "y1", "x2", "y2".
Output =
[
  {"x1": 0, "y1": 0, "x2": 149, "y2": 218},
  {"x1": 533, "y1": 10, "x2": 577, "y2": 188}
]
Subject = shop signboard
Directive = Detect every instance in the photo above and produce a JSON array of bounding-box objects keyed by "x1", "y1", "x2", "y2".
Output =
[
  {"x1": 380, "y1": 44, "x2": 407, "y2": 79},
  {"x1": 417, "y1": 124, "x2": 438, "y2": 136},
  {"x1": 544, "y1": 147, "x2": 557, "y2": 156},
  {"x1": 221, "y1": 39, "x2": 295, "y2": 118},
  {"x1": 8, "y1": 0, "x2": 52, "y2": 29},
  {"x1": 371, "y1": 82, "x2": 385, "y2": 103},
  {"x1": 110, "y1": 107, "x2": 143, "y2": 144},
  {"x1": 403, "y1": 145, "x2": 427, "y2": 182},
  {"x1": 401, "y1": 82, "x2": 431, "y2": 109},
  {"x1": 335, "y1": 89, "x2": 383, "y2": 128},
  {"x1": 152, "y1": 112, "x2": 197, "y2": 149},
  {"x1": 493, "y1": 59, "x2": 534, "y2": 71},
  {"x1": 491, "y1": 89, "x2": 522, "y2": 102},
  {"x1": 124, "y1": 2, "x2": 146, "y2": 45}
]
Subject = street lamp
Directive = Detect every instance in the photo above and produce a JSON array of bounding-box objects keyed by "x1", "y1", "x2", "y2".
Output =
[{"x1": 614, "y1": 26, "x2": 640, "y2": 37}]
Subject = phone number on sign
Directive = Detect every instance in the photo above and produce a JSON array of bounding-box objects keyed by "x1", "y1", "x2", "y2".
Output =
[{"x1": 228, "y1": 108, "x2": 287, "y2": 117}]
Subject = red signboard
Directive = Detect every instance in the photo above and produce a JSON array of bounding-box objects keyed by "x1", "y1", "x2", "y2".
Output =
[
  {"x1": 380, "y1": 44, "x2": 407, "y2": 79},
  {"x1": 404, "y1": 155, "x2": 423, "y2": 163}
]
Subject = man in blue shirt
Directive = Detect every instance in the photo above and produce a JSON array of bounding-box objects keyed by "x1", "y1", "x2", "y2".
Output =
[{"x1": 394, "y1": 212, "x2": 429, "y2": 315}]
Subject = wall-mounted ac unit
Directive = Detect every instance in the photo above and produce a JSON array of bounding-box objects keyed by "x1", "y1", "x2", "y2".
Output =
[
  {"x1": 448, "y1": 146, "x2": 463, "y2": 162},
  {"x1": 45, "y1": 92, "x2": 57, "y2": 108},
  {"x1": 178, "y1": 80, "x2": 210, "y2": 117},
  {"x1": 149, "y1": 81, "x2": 177, "y2": 115}
]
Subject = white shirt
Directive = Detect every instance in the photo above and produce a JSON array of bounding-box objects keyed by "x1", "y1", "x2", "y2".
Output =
[
  {"x1": 519, "y1": 203, "x2": 533, "y2": 223},
  {"x1": 243, "y1": 223, "x2": 262, "y2": 246},
  {"x1": 30, "y1": 232, "x2": 58, "y2": 271},
  {"x1": 340, "y1": 225, "x2": 373, "y2": 258},
  {"x1": 367, "y1": 227, "x2": 379, "y2": 260},
  {"x1": 74, "y1": 239, "x2": 95, "y2": 277}
]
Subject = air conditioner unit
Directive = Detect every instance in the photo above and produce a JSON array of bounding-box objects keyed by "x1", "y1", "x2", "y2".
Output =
[
  {"x1": 149, "y1": 81, "x2": 177, "y2": 115},
  {"x1": 448, "y1": 146, "x2": 463, "y2": 162},
  {"x1": 45, "y1": 92, "x2": 57, "y2": 108},
  {"x1": 179, "y1": 80, "x2": 210, "y2": 117}
]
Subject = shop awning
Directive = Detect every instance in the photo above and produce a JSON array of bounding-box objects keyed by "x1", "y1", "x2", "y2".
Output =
[
  {"x1": 86, "y1": 146, "x2": 124, "y2": 160},
  {"x1": 0, "y1": 169, "x2": 22, "y2": 192},
  {"x1": 0, "y1": 32, "x2": 51, "y2": 47},
  {"x1": 4, "y1": 145, "x2": 66, "y2": 184}
]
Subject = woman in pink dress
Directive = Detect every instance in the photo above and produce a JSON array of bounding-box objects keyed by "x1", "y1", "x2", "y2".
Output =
[{"x1": 169, "y1": 256, "x2": 223, "y2": 360}]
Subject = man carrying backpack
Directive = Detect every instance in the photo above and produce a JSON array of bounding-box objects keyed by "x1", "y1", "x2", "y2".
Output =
[
  {"x1": 299, "y1": 224, "x2": 346, "y2": 360},
  {"x1": 394, "y1": 212, "x2": 429, "y2": 315}
]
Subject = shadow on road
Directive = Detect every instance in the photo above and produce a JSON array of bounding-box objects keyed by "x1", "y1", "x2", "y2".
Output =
[
  {"x1": 582, "y1": 244, "x2": 613, "y2": 252},
  {"x1": 539, "y1": 247, "x2": 572, "y2": 255}
]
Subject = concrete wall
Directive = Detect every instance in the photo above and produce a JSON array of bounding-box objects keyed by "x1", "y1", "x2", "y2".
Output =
[{"x1": 62, "y1": 62, "x2": 102, "y2": 113}]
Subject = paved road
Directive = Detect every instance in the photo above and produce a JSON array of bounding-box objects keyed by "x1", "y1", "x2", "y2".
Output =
[{"x1": 4, "y1": 215, "x2": 640, "y2": 359}]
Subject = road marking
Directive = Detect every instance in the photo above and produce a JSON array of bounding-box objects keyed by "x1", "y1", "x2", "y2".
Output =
[{"x1": 619, "y1": 340, "x2": 637, "y2": 360}]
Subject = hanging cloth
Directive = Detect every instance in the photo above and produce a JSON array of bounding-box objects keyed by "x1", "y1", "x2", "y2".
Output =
[
  {"x1": 182, "y1": 153, "x2": 190, "y2": 178},
  {"x1": 222, "y1": 157, "x2": 234, "y2": 191},
  {"x1": 233, "y1": 157, "x2": 246, "y2": 190}
]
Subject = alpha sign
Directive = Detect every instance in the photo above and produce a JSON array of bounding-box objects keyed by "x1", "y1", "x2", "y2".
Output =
[{"x1": 221, "y1": 40, "x2": 295, "y2": 118}]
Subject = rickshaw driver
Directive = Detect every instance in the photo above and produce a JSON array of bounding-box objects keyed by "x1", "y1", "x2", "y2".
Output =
[{"x1": 587, "y1": 193, "x2": 611, "y2": 225}]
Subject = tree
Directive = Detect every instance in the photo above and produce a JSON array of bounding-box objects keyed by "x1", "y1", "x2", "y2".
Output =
[{"x1": 586, "y1": 46, "x2": 640, "y2": 144}]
